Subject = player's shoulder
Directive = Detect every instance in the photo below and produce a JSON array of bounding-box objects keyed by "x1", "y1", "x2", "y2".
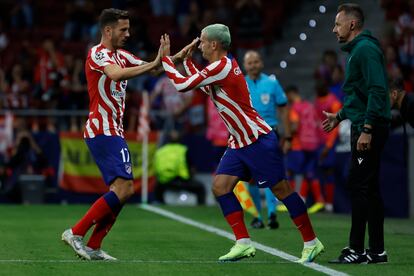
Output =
[{"x1": 88, "y1": 44, "x2": 110, "y2": 60}]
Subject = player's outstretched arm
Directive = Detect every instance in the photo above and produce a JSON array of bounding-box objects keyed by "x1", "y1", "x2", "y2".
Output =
[
  {"x1": 103, "y1": 46, "x2": 162, "y2": 81},
  {"x1": 160, "y1": 35, "x2": 230, "y2": 93}
]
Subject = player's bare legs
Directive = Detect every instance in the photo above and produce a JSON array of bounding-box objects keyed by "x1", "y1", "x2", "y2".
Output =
[
  {"x1": 271, "y1": 179, "x2": 324, "y2": 262},
  {"x1": 110, "y1": 178, "x2": 135, "y2": 203},
  {"x1": 212, "y1": 175, "x2": 256, "y2": 262}
]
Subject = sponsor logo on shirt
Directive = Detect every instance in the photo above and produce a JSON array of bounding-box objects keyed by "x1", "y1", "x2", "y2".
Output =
[{"x1": 111, "y1": 90, "x2": 125, "y2": 98}]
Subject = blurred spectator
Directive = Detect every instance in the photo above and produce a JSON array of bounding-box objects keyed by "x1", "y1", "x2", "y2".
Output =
[
  {"x1": 59, "y1": 55, "x2": 87, "y2": 131},
  {"x1": 329, "y1": 65, "x2": 345, "y2": 103},
  {"x1": 0, "y1": 18, "x2": 9, "y2": 52},
  {"x1": 176, "y1": 0, "x2": 203, "y2": 29},
  {"x1": 63, "y1": 0, "x2": 95, "y2": 41},
  {"x1": 214, "y1": 0, "x2": 232, "y2": 26},
  {"x1": 4, "y1": 64, "x2": 31, "y2": 109},
  {"x1": 206, "y1": 99, "x2": 228, "y2": 170},
  {"x1": 153, "y1": 130, "x2": 206, "y2": 205},
  {"x1": 384, "y1": 45, "x2": 403, "y2": 80},
  {"x1": 10, "y1": 0, "x2": 33, "y2": 30},
  {"x1": 314, "y1": 50, "x2": 338, "y2": 85},
  {"x1": 234, "y1": 0, "x2": 264, "y2": 61},
  {"x1": 1, "y1": 121, "x2": 49, "y2": 201},
  {"x1": 395, "y1": 0, "x2": 414, "y2": 72},
  {"x1": 381, "y1": 0, "x2": 406, "y2": 21},
  {"x1": 150, "y1": 0, "x2": 175, "y2": 16},
  {"x1": 124, "y1": 15, "x2": 155, "y2": 60},
  {"x1": 0, "y1": 68, "x2": 7, "y2": 107},
  {"x1": 150, "y1": 66, "x2": 194, "y2": 134},
  {"x1": 33, "y1": 38, "x2": 66, "y2": 108}
]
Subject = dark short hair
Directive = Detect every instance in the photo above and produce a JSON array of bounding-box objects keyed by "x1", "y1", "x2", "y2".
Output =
[
  {"x1": 389, "y1": 78, "x2": 404, "y2": 92},
  {"x1": 337, "y1": 3, "x2": 364, "y2": 29},
  {"x1": 99, "y1": 8, "x2": 129, "y2": 29}
]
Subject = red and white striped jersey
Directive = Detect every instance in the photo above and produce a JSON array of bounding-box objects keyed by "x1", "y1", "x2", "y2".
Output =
[
  {"x1": 84, "y1": 43, "x2": 145, "y2": 138},
  {"x1": 162, "y1": 55, "x2": 271, "y2": 149}
]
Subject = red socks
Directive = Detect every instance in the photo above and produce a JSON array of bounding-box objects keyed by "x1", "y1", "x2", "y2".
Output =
[
  {"x1": 292, "y1": 213, "x2": 316, "y2": 242},
  {"x1": 72, "y1": 196, "x2": 113, "y2": 236},
  {"x1": 311, "y1": 180, "x2": 324, "y2": 203},
  {"x1": 87, "y1": 214, "x2": 117, "y2": 249},
  {"x1": 225, "y1": 211, "x2": 249, "y2": 240}
]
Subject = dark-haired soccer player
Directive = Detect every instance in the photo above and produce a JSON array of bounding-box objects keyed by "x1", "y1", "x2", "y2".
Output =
[
  {"x1": 159, "y1": 24, "x2": 324, "y2": 263},
  {"x1": 61, "y1": 8, "x2": 165, "y2": 261}
]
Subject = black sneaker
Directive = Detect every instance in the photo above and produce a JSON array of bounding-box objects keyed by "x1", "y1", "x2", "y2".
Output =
[
  {"x1": 250, "y1": 218, "x2": 264, "y2": 229},
  {"x1": 366, "y1": 249, "x2": 388, "y2": 264},
  {"x1": 267, "y1": 213, "x2": 279, "y2": 229},
  {"x1": 329, "y1": 247, "x2": 368, "y2": 264}
]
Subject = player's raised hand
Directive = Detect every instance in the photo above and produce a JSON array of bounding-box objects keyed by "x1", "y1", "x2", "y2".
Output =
[
  {"x1": 160, "y1": 33, "x2": 171, "y2": 57},
  {"x1": 322, "y1": 111, "x2": 339, "y2": 132},
  {"x1": 175, "y1": 37, "x2": 199, "y2": 61}
]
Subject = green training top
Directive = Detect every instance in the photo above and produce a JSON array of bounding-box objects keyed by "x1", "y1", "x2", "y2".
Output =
[{"x1": 337, "y1": 30, "x2": 391, "y2": 130}]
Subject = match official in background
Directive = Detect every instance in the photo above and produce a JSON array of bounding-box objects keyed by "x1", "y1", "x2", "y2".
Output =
[
  {"x1": 243, "y1": 50, "x2": 292, "y2": 229},
  {"x1": 323, "y1": 3, "x2": 390, "y2": 264}
]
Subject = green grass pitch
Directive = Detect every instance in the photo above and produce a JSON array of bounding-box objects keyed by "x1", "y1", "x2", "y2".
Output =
[{"x1": 0, "y1": 205, "x2": 413, "y2": 275}]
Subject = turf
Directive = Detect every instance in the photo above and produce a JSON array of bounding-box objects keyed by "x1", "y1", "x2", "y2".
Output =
[{"x1": 0, "y1": 205, "x2": 413, "y2": 276}]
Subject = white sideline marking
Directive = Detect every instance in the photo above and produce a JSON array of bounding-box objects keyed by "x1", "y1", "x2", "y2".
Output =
[
  {"x1": 141, "y1": 204, "x2": 349, "y2": 276},
  {"x1": 0, "y1": 260, "x2": 281, "y2": 264}
]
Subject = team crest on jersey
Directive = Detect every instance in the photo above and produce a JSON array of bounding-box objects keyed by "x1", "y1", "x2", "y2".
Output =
[
  {"x1": 234, "y1": 67, "x2": 242, "y2": 75},
  {"x1": 261, "y1": 93, "x2": 270, "y2": 105},
  {"x1": 95, "y1": 52, "x2": 105, "y2": 60},
  {"x1": 125, "y1": 164, "x2": 132, "y2": 174}
]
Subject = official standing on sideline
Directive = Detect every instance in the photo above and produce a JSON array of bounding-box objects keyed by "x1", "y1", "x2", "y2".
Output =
[{"x1": 323, "y1": 3, "x2": 391, "y2": 264}]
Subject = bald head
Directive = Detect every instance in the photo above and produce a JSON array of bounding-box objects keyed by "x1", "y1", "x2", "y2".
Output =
[{"x1": 243, "y1": 50, "x2": 263, "y2": 80}]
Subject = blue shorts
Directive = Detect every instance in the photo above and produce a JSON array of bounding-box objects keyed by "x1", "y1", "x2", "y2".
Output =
[
  {"x1": 216, "y1": 132, "x2": 286, "y2": 188},
  {"x1": 317, "y1": 145, "x2": 336, "y2": 168},
  {"x1": 286, "y1": 150, "x2": 317, "y2": 179},
  {"x1": 85, "y1": 135, "x2": 134, "y2": 185}
]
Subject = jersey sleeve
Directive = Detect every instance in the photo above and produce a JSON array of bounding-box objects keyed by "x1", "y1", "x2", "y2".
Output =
[
  {"x1": 274, "y1": 79, "x2": 288, "y2": 106},
  {"x1": 183, "y1": 58, "x2": 211, "y2": 94},
  {"x1": 162, "y1": 56, "x2": 232, "y2": 92},
  {"x1": 89, "y1": 48, "x2": 116, "y2": 73},
  {"x1": 118, "y1": 50, "x2": 146, "y2": 67}
]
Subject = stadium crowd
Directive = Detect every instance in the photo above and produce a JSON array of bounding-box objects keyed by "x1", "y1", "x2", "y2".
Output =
[{"x1": 0, "y1": 0, "x2": 412, "y2": 211}]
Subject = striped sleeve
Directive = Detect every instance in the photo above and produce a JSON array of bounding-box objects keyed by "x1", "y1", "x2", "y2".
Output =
[
  {"x1": 183, "y1": 58, "x2": 211, "y2": 94},
  {"x1": 118, "y1": 50, "x2": 146, "y2": 67},
  {"x1": 89, "y1": 48, "x2": 115, "y2": 72},
  {"x1": 162, "y1": 56, "x2": 231, "y2": 92}
]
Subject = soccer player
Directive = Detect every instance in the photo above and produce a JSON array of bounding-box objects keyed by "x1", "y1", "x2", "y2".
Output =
[
  {"x1": 159, "y1": 24, "x2": 324, "y2": 263},
  {"x1": 314, "y1": 80, "x2": 342, "y2": 212},
  {"x1": 243, "y1": 50, "x2": 291, "y2": 229},
  {"x1": 285, "y1": 86, "x2": 324, "y2": 213},
  {"x1": 61, "y1": 8, "x2": 177, "y2": 261}
]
